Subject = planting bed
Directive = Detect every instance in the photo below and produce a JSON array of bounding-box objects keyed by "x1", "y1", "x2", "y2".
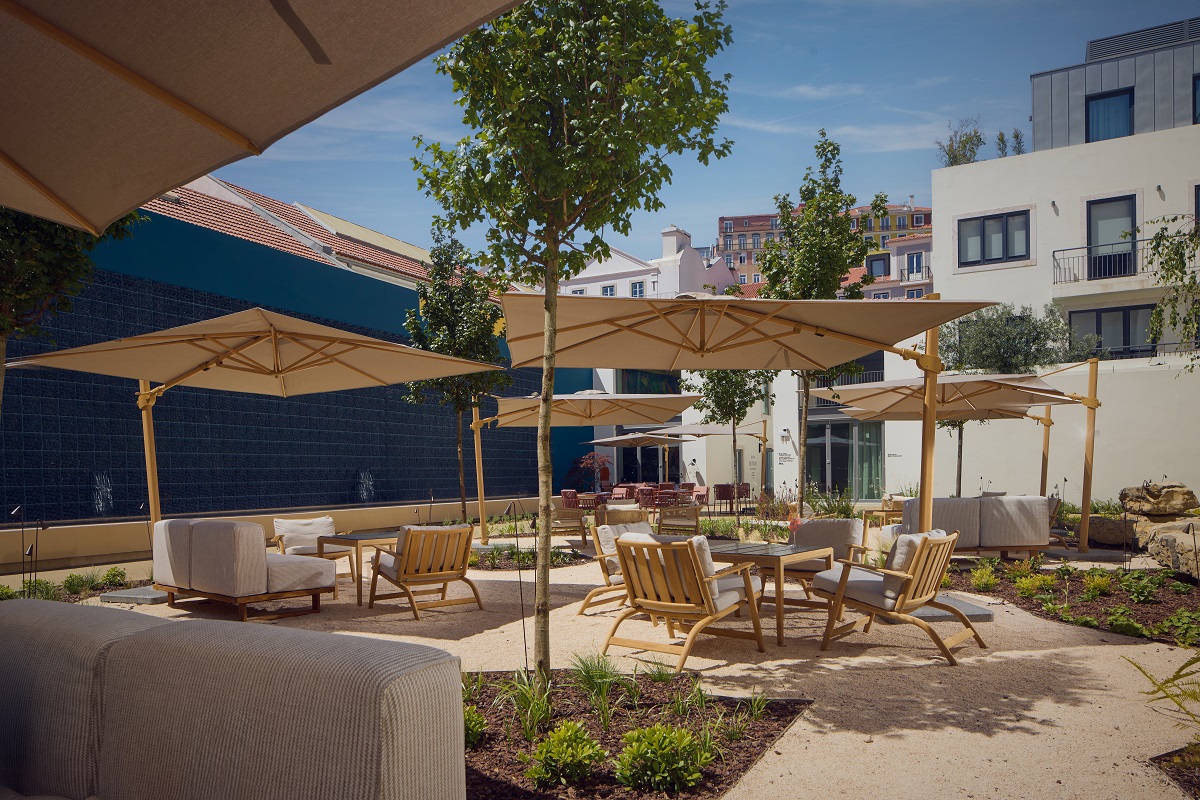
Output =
[
  {"x1": 464, "y1": 669, "x2": 809, "y2": 799},
  {"x1": 472, "y1": 547, "x2": 590, "y2": 571}
]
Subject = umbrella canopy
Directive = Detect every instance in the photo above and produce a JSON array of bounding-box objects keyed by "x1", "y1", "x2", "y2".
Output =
[
  {"x1": 839, "y1": 405, "x2": 1035, "y2": 422},
  {"x1": 587, "y1": 433, "x2": 696, "y2": 448},
  {"x1": 501, "y1": 293, "x2": 991, "y2": 371},
  {"x1": 6, "y1": 307, "x2": 498, "y2": 397},
  {"x1": 7, "y1": 308, "x2": 500, "y2": 521},
  {"x1": 490, "y1": 390, "x2": 699, "y2": 428},
  {"x1": 650, "y1": 422, "x2": 765, "y2": 437},
  {"x1": 809, "y1": 373, "x2": 1078, "y2": 415},
  {"x1": 0, "y1": 0, "x2": 521, "y2": 233}
]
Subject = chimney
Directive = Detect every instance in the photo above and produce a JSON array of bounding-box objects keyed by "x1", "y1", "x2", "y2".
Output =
[{"x1": 661, "y1": 226, "x2": 691, "y2": 260}]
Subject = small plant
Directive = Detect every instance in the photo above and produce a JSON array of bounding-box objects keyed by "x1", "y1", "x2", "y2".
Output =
[
  {"x1": 484, "y1": 547, "x2": 503, "y2": 569},
  {"x1": 513, "y1": 548, "x2": 536, "y2": 568},
  {"x1": 468, "y1": 551, "x2": 480, "y2": 567},
  {"x1": 0, "y1": 584, "x2": 18, "y2": 601},
  {"x1": 1090, "y1": 497, "x2": 1124, "y2": 518},
  {"x1": 970, "y1": 564, "x2": 999, "y2": 592},
  {"x1": 464, "y1": 704, "x2": 487, "y2": 749},
  {"x1": 1080, "y1": 572, "x2": 1112, "y2": 601},
  {"x1": 940, "y1": 570, "x2": 953, "y2": 589},
  {"x1": 807, "y1": 485, "x2": 856, "y2": 518},
  {"x1": 62, "y1": 568, "x2": 104, "y2": 595},
  {"x1": 1172, "y1": 581, "x2": 1195, "y2": 595},
  {"x1": 570, "y1": 652, "x2": 627, "y2": 731},
  {"x1": 719, "y1": 708, "x2": 750, "y2": 742},
  {"x1": 21, "y1": 579, "x2": 60, "y2": 600},
  {"x1": 747, "y1": 689, "x2": 770, "y2": 721},
  {"x1": 1155, "y1": 610, "x2": 1200, "y2": 648},
  {"x1": 1005, "y1": 555, "x2": 1043, "y2": 582},
  {"x1": 524, "y1": 721, "x2": 606, "y2": 787},
  {"x1": 1070, "y1": 614, "x2": 1100, "y2": 628},
  {"x1": 462, "y1": 670, "x2": 485, "y2": 704},
  {"x1": 1054, "y1": 563, "x2": 1078, "y2": 581},
  {"x1": 500, "y1": 670, "x2": 553, "y2": 742},
  {"x1": 614, "y1": 723, "x2": 714, "y2": 792},
  {"x1": 1119, "y1": 571, "x2": 1162, "y2": 604},
  {"x1": 101, "y1": 566, "x2": 127, "y2": 587},
  {"x1": 643, "y1": 658, "x2": 676, "y2": 683},
  {"x1": 1014, "y1": 574, "x2": 1056, "y2": 598},
  {"x1": 1107, "y1": 606, "x2": 1150, "y2": 639},
  {"x1": 1127, "y1": 653, "x2": 1200, "y2": 745}
]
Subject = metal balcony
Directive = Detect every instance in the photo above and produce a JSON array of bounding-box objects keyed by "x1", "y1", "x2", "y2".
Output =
[
  {"x1": 811, "y1": 370, "x2": 884, "y2": 408},
  {"x1": 1052, "y1": 240, "x2": 1153, "y2": 283}
]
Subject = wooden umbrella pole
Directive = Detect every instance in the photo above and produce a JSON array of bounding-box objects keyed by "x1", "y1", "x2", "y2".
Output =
[
  {"x1": 1078, "y1": 358, "x2": 1100, "y2": 554},
  {"x1": 137, "y1": 380, "x2": 162, "y2": 523},
  {"x1": 1039, "y1": 405, "x2": 1053, "y2": 497},
  {"x1": 472, "y1": 405, "x2": 490, "y2": 545}
]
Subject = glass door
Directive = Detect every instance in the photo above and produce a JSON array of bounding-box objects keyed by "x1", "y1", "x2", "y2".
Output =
[{"x1": 1088, "y1": 196, "x2": 1135, "y2": 279}]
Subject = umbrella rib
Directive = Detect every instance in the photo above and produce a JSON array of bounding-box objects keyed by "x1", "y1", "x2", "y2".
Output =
[
  {"x1": 0, "y1": 0, "x2": 262, "y2": 155},
  {"x1": 157, "y1": 334, "x2": 271, "y2": 392},
  {"x1": 0, "y1": 146, "x2": 97, "y2": 233},
  {"x1": 704, "y1": 304, "x2": 790, "y2": 352}
]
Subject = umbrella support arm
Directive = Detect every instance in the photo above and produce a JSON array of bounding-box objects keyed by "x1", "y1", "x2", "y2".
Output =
[
  {"x1": 473, "y1": 405, "x2": 489, "y2": 545},
  {"x1": 137, "y1": 380, "x2": 162, "y2": 524}
]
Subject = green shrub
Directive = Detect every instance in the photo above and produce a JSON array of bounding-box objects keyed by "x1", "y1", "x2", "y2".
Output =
[
  {"x1": 1119, "y1": 571, "x2": 1162, "y2": 604},
  {"x1": 21, "y1": 579, "x2": 60, "y2": 600},
  {"x1": 524, "y1": 721, "x2": 606, "y2": 787},
  {"x1": 1069, "y1": 614, "x2": 1099, "y2": 628},
  {"x1": 940, "y1": 570, "x2": 953, "y2": 589},
  {"x1": 1107, "y1": 606, "x2": 1150, "y2": 638},
  {"x1": 1171, "y1": 581, "x2": 1195, "y2": 595},
  {"x1": 614, "y1": 723, "x2": 714, "y2": 792},
  {"x1": 747, "y1": 689, "x2": 769, "y2": 721},
  {"x1": 1054, "y1": 563, "x2": 1078, "y2": 581},
  {"x1": 1080, "y1": 572, "x2": 1112, "y2": 601},
  {"x1": 1127, "y1": 653, "x2": 1200, "y2": 745},
  {"x1": 1090, "y1": 498, "x2": 1124, "y2": 518},
  {"x1": 1005, "y1": 555, "x2": 1043, "y2": 582},
  {"x1": 462, "y1": 671, "x2": 485, "y2": 704},
  {"x1": 501, "y1": 670, "x2": 553, "y2": 742},
  {"x1": 1014, "y1": 574, "x2": 1056, "y2": 598},
  {"x1": 643, "y1": 658, "x2": 676, "y2": 683},
  {"x1": 570, "y1": 652, "x2": 627, "y2": 731},
  {"x1": 808, "y1": 485, "x2": 856, "y2": 518},
  {"x1": 101, "y1": 566, "x2": 127, "y2": 587},
  {"x1": 1155, "y1": 610, "x2": 1200, "y2": 648},
  {"x1": 718, "y1": 708, "x2": 750, "y2": 742},
  {"x1": 62, "y1": 569, "x2": 103, "y2": 595},
  {"x1": 464, "y1": 704, "x2": 487, "y2": 749},
  {"x1": 0, "y1": 584, "x2": 18, "y2": 601},
  {"x1": 970, "y1": 564, "x2": 999, "y2": 592}
]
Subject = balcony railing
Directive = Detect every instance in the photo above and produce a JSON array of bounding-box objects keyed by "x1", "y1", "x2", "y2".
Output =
[
  {"x1": 1052, "y1": 239, "x2": 1154, "y2": 284},
  {"x1": 811, "y1": 370, "x2": 884, "y2": 408},
  {"x1": 898, "y1": 266, "x2": 932, "y2": 282}
]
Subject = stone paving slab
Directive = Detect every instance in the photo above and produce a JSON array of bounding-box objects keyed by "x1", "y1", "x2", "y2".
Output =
[
  {"x1": 879, "y1": 592, "x2": 994, "y2": 623},
  {"x1": 99, "y1": 586, "x2": 168, "y2": 605}
]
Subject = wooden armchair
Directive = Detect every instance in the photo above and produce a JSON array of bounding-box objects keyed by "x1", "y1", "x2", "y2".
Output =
[
  {"x1": 368, "y1": 525, "x2": 483, "y2": 619},
  {"x1": 810, "y1": 530, "x2": 987, "y2": 665},
  {"x1": 657, "y1": 503, "x2": 702, "y2": 536},
  {"x1": 550, "y1": 503, "x2": 588, "y2": 538},
  {"x1": 603, "y1": 535, "x2": 765, "y2": 672},
  {"x1": 272, "y1": 515, "x2": 355, "y2": 600},
  {"x1": 766, "y1": 512, "x2": 868, "y2": 611},
  {"x1": 577, "y1": 520, "x2": 641, "y2": 615}
]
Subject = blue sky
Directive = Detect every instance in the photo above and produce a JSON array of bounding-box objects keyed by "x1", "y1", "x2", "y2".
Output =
[{"x1": 216, "y1": 0, "x2": 1200, "y2": 259}]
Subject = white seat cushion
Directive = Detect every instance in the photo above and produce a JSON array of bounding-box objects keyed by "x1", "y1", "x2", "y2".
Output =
[
  {"x1": 265, "y1": 553, "x2": 335, "y2": 593},
  {"x1": 284, "y1": 544, "x2": 353, "y2": 555},
  {"x1": 273, "y1": 516, "x2": 337, "y2": 551},
  {"x1": 595, "y1": 524, "x2": 625, "y2": 573},
  {"x1": 782, "y1": 558, "x2": 831, "y2": 575},
  {"x1": 812, "y1": 566, "x2": 895, "y2": 611},
  {"x1": 712, "y1": 574, "x2": 763, "y2": 611}
]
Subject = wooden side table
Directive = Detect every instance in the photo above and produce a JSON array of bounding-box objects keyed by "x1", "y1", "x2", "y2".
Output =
[{"x1": 318, "y1": 531, "x2": 403, "y2": 607}]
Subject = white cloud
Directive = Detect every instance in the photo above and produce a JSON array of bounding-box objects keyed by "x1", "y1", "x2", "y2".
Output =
[{"x1": 778, "y1": 82, "x2": 867, "y2": 100}]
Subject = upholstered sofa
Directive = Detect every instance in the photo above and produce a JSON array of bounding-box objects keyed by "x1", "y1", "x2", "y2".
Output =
[
  {"x1": 153, "y1": 518, "x2": 335, "y2": 621},
  {"x1": 0, "y1": 599, "x2": 465, "y2": 800},
  {"x1": 884, "y1": 497, "x2": 1050, "y2": 555}
]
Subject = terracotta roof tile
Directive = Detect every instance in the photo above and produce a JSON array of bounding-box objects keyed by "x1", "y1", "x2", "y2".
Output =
[
  {"x1": 143, "y1": 187, "x2": 330, "y2": 263},
  {"x1": 841, "y1": 266, "x2": 868, "y2": 285},
  {"x1": 741, "y1": 281, "x2": 765, "y2": 298}
]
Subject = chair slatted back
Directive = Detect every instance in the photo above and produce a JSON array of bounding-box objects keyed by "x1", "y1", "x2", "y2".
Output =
[
  {"x1": 561, "y1": 489, "x2": 579, "y2": 508},
  {"x1": 616, "y1": 539, "x2": 712, "y2": 616},
  {"x1": 397, "y1": 526, "x2": 474, "y2": 580},
  {"x1": 895, "y1": 532, "x2": 959, "y2": 611},
  {"x1": 714, "y1": 484, "x2": 735, "y2": 501},
  {"x1": 657, "y1": 504, "x2": 701, "y2": 536},
  {"x1": 636, "y1": 487, "x2": 656, "y2": 509},
  {"x1": 595, "y1": 507, "x2": 650, "y2": 527}
]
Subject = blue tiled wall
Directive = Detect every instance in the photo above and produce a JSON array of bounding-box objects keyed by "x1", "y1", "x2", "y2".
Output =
[{"x1": 1, "y1": 213, "x2": 592, "y2": 522}]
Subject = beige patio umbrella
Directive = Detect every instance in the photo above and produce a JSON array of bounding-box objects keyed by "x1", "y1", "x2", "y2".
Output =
[
  {"x1": 0, "y1": 0, "x2": 522, "y2": 234},
  {"x1": 650, "y1": 421, "x2": 770, "y2": 497},
  {"x1": 6, "y1": 307, "x2": 500, "y2": 521},
  {"x1": 466, "y1": 390, "x2": 699, "y2": 542},
  {"x1": 586, "y1": 433, "x2": 696, "y2": 486},
  {"x1": 501, "y1": 292, "x2": 993, "y2": 531}
]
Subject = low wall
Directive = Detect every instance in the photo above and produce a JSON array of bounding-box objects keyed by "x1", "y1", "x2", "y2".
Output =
[{"x1": 0, "y1": 496, "x2": 542, "y2": 575}]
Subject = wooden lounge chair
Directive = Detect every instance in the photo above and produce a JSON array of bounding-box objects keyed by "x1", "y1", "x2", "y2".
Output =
[
  {"x1": 368, "y1": 524, "x2": 483, "y2": 619},
  {"x1": 550, "y1": 503, "x2": 588, "y2": 538},
  {"x1": 577, "y1": 519, "x2": 644, "y2": 615},
  {"x1": 761, "y1": 513, "x2": 868, "y2": 611},
  {"x1": 603, "y1": 535, "x2": 765, "y2": 672},
  {"x1": 657, "y1": 503, "x2": 702, "y2": 536},
  {"x1": 810, "y1": 530, "x2": 987, "y2": 665}
]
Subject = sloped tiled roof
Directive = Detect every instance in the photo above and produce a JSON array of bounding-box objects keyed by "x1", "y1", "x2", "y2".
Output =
[
  {"x1": 143, "y1": 186, "x2": 332, "y2": 264},
  {"x1": 841, "y1": 266, "x2": 868, "y2": 285},
  {"x1": 741, "y1": 281, "x2": 765, "y2": 298},
  {"x1": 222, "y1": 182, "x2": 432, "y2": 285}
]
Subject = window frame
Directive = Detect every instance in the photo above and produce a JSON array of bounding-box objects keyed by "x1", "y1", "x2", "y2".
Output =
[
  {"x1": 866, "y1": 254, "x2": 889, "y2": 278},
  {"x1": 601, "y1": 284, "x2": 616, "y2": 297},
  {"x1": 850, "y1": 217, "x2": 858, "y2": 230},
  {"x1": 737, "y1": 233, "x2": 746, "y2": 249},
  {"x1": 723, "y1": 220, "x2": 733, "y2": 233},
  {"x1": 872, "y1": 291, "x2": 890, "y2": 299},
  {"x1": 723, "y1": 234, "x2": 732, "y2": 250},
  {"x1": 956, "y1": 210, "x2": 1031, "y2": 267},
  {"x1": 1194, "y1": 74, "x2": 1199, "y2": 125},
  {"x1": 752, "y1": 273, "x2": 761, "y2": 283},
  {"x1": 751, "y1": 233, "x2": 760, "y2": 249},
  {"x1": 1070, "y1": 303, "x2": 1158, "y2": 359},
  {"x1": 724, "y1": 254, "x2": 733, "y2": 268},
  {"x1": 1085, "y1": 88, "x2": 1134, "y2": 143},
  {"x1": 906, "y1": 251, "x2": 924, "y2": 275},
  {"x1": 738, "y1": 274, "x2": 748, "y2": 285},
  {"x1": 880, "y1": 216, "x2": 891, "y2": 231},
  {"x1": 905, "y1": 288, "x2": 924, "y2": 299},
  {"x1": 570, "y1": 288, "x2": 585, "y2": 295},
  {"x1": 913, "y1": 213, "x2": 925, "y2": 226},
  {"x1": 630, "y1": 280, "x2": 645, "y2": 298},
  {"x1": 738, "y1": 254, "x2": 746, "y2": 265}
]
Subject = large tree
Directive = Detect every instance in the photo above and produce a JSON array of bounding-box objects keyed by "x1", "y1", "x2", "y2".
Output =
[
  {"x1": 404, "y1": 228, "x2": 513, "y2": 524},
  {"x1": 756, "y1": 130, "x2": 886, "y2": 503},
  {"x1": 938, "y1": 302, "x2": 1096, "y2": 495},
  {"x1": 681, "y1": 369, "x2": 777, "y2": 526},
  {"x1": 413, "y1": 0, "x2": 733, "y2": 684},
  {"x1": 0, "y1": 208, "x2": 142, "y2": 417}
]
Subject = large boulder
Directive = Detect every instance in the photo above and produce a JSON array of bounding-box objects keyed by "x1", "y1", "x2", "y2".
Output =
[
  {"x1": 1085, "y1": 516, "x2": 1136, "y2": 547},
  {"x1": 1120, "y1": 481, "x2": 1200, "y2": 516},
  {"x1": 1146, "y1": 522, "x2": 1200, "y2": 581}
]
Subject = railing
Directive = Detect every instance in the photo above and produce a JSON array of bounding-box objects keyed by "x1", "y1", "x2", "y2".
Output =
[
  {"x1": 898, "y1": 266, "x2": 932, "y2": 282},
  {"x1": 1052, "y1": 239, "x2": 1154, "y2": 284},
  {"x1": 811, "y1": 370, "x2": 884, "y2": 408},
  {"x1": 1088, "y1": 341, "x2": 1199, "y2": 361}
]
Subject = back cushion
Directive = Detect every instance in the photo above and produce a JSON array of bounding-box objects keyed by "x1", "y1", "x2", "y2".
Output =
[
  {"x1": 903, "y1": 498, "x2": 980, "y2": 549},
  {"x1": 979, "y1": 497, "x2": 1050, "y2": 548},
  {"x1": 883, "y1": 530, "x2": 948, "y2": 599},
  {"x1": 623, "y1": 521, "x2": 655, "y2": 536},
  {"x1": 189, "y1": 520, "x2": 268, "y2": 597},
  {"x1": 272, "y1": 516, "x2": 336, "y2": 550},
  {"x1": 153, "y1": 518, "x2": 194, "y2": 589},
  {"x1": 595, "y1": 524, "x2": 624, "y2": 573},
  {"x1": 689, "y1": 535, "x2": 719, "y2": 600},
  {"x1": 0, "y1": 600, "x2": 167, "y2": 800},
  {"x1": 792, "y1": 518, "x2": 864, "y2": 559}
]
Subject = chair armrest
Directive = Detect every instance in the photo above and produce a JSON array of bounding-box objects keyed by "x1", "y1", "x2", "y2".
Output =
[
  {"x1": 703, "y1": 562, "x2": 753, "y2": 581},
  {"x1": 834, "y1": 558, "x2": 910, "y2": 579},
  {"x1": 271, "y1": 534, "x2": 287, "y2": 554},
  {"x1": 374, "y1": 545, "x2": 399, "y2": 562}
]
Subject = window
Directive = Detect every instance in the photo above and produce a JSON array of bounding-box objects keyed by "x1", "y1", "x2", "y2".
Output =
[
  {"x1": 957, "y1": 210, "x2": 1030, "y2": 266},
  {"x1": 864, "y1": 218, "x2": 874, "y2": 231},
  {"x1": 1086, "y1": 89, "x2": 1133, "y2": 143},
  {"x1": 914, "y1": 213, "x2": 925, "y2": 226},
  {"x1": 1195, "y1": 75, "x2": 1199, "y2": 125},
  {"x1": 850, "y1": 217, "x2": 858, "y2": 230},
  {"x1": 738, "y1": 274, "x2": 748, "y2": 284},
  {"x1": 752, "y1": 233, "x2": 760, "y2": 249},
  {"x1": 570, "y1": 288, "x2": 585, "y2": 295},
  {"x1": 737, "y1": 234, "x2": 746, "y2": 249},
  {"x1": 770, "y1": 217, "x2": 779, "y2": 230},
  {"x1": 619, "y1": 369, "x2": 681, "y2": 395},
  {"x1": 766, "y1": 232, "x2": 774, "y2": 243},
  {"x1": 906, "y1": 288, "x2": 924, "y2": 299},
  {"x1": 872, "y1": 291, "x2": 890, "y2": 299},
  {"x1": 1087, "y1": 195, "x2": 1136, "y2": 279},
  {"x1": 1070, "y1": 304, "x2": 1156, "y2": 359},
  {"x1": 863, "y1": 235, "x2": 874, "y2": 246},
  {"x1": 724, "y1": 254, "x2": 733, "y2": 267},
  {"x1": 896, "y1": 215, "x2": 908, "y2": 230},
  {"x1": 867, "y1": 254, "x2": 889, "y2": 278},
  {"x1": 723, "y1": 221, "x2": 733, "y2": 232},
  {"x1": 723, "y1": 234, "x2": 732, "y2": 250},
  {"x1": 880, "y1": 235, "x2": 890, "y2": 246},
  {"x1": 738, "y1": 254, "x2": 746, "y2": 265},
  {"x1": 743, "y1": 219, "x2": 749, "y2": 227},
  {"x1": 752, "y1": 273, "x2": 761, "y2": 283},
  {"x1": 630, "y1": 281, "x2": 645, "y2": 298},
  {"x1": 601, "y1": 284, "x2": 616, "y2": 297},
  {"x1": 880, "y1": 216, "x2": 891, "y2": 231},
  {"x1": 906, "y1": 252, "x2": 924, "y2": 277}
]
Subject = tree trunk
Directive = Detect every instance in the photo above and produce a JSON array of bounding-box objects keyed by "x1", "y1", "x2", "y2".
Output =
[
  {"x1": 0, "y1": 334, "x2": 7, "y2": 420},
  {"x1": 731, "y1": 422, "x2": 739, "y2": 527},
  {"x1": 457, "y1": 410, "x2": 467, "y2": 523},
  {"x1": 797, "y1": 373, "x2": 811, "y2": 505},
  {"x1": 955, "y1": 423, "x2": 964, "y2": 498},
  {"x1": 533, "y1": 268, "x2": 558, "y2": 689}
]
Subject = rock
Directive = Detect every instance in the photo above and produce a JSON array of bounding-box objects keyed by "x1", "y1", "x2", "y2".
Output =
[
  {"x1": 1085, "y1": 516, "x2": 1136, "y2": 547},
  {"x1": 1146, "y1": 522, "x2": 1200, "y2": 581},
  {"x1": 1120, "y1": 481, "x2": 1200, "y2": 516},
  {"x1": 1131, "y1": 513, "x2": 1195, "y2": 549}
]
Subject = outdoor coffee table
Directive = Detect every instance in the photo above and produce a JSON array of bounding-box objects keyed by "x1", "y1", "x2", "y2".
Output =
[
  {"x1": 318, "y1": 531, "x2": 404, "y2": 607},
  {"x1": 706, "y1": 540, "x2": 834, "y2": 646},
  {"x1": 866, "y1": 508, "x2": 904, "y2": 527}
]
